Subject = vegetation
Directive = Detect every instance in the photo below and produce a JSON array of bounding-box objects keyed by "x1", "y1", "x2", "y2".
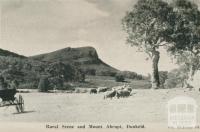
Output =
[
  {"x1": 115, "y1": 73, "x2": 125, "y2": 82},
  {"x1": 168, "y1": 0, "x2": 200, "y2": 88},
  {"x1": 0, "y1": 48, "x2": 26, "y2": 58},
  {"x1": 0, "y1": 55, "x2": 85, "y2": 89},
  {"x1": 38, "y1": 76, "x2": 50, "y2": 92},
  {"x1": 122, "y1": 0, "x2": 200, "y2": 89},
  {"x1": 86, "y1": 75, "x2": 151, "y2": 89},
  {"x1": 119, "y1": 71, "x2": 144, "y2": 80},
  {"x1": 122, "y1": 0, "x2": 175, "y2": 89},
  {"x1": 159, "y1": 71, "x2": 168, "y2": 88},
  {"x1": 164, "y1": 66, "x2": 188, "y2": 88},
  {"x1": 30, "y1": 47, "x2": 118, "y2": 76}
]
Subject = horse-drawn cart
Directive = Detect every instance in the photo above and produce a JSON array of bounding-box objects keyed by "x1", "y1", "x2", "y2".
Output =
[{"x1": 0, "y1": 89, "x2": 24, "y2": 113}]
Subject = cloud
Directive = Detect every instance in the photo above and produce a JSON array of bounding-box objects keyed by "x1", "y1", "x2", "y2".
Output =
[{"x1": 1, "y1": 0, "x2": 110, "y2": 54}]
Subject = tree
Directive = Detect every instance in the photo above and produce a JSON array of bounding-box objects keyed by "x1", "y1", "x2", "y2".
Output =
[
  {"x1": 168, "y1": 0, "x2": 200, "y2": 88},
  {"x1": 45, "y1": 61, "x2": 85, "y2": 82},
  {"x1": 115, "y1": 73, "x2": 125, "y2": 82},
  {"x1": 38, "y1": 76, "x2": 49, "y2": 92},
  {"x1": 122, "y1": 0, "x2": 175, "y2": 89}
]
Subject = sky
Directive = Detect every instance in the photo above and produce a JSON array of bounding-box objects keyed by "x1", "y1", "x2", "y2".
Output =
[{"x1": 1, "y1": 0, "x2": 199, "y2": 75}]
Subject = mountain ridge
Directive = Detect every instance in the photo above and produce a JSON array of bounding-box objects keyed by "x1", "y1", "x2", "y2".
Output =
[
  {"x1": 0, "y1": 48, "x2": 26, "y2": 58},
  {"x1": 29, "y1": 46, "x2": 118, "y2": 75}
]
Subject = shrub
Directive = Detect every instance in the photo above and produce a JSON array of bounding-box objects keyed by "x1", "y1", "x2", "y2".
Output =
[
  {"x1": 59, "y1": 83, "x2": 75, "y2": 91},
  {"x1": 164, "y1": 79, "x2": 177, "y2": 88},
  {"x1": 115, "y1": 74, "x2": 125, "y2": 82},
  {"x1": 19, "y1": 82, "x2": 38, "y2": 89},
  {"x1": 159, "y1": 71, "x2": 168, "y2": 88}
]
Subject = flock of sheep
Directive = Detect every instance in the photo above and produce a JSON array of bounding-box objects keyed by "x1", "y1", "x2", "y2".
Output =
[{"x1": 90, "y1": 84, "x2": 133, "y2": 99}]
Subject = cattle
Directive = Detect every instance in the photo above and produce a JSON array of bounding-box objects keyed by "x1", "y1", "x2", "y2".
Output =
[
  {"x1": 97, "y1": 87, "x2": 109, "y2": 93},
  {"x1": 104, "y1": 90, "x2": 117, "y2": 99},
  {"x1": 116, "y1": 89, "x2": 131, "y2": 98},
  {"x1": 90, "y1": 88, "x2": 97, "y2": 94}
]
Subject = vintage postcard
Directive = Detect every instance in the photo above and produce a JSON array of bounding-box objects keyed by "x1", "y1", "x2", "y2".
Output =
[{"x1": 0, "y1": 0, "x2": 200, "y2": 132}]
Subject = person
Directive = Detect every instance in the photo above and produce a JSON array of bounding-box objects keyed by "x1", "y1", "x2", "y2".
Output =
[{"x1": 10, "y1": 79, "x2": 19, "y2": 90}]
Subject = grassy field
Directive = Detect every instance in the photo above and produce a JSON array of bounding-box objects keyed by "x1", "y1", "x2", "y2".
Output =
[
  {"x1": 0, "y1": 88, "x2": 199, "y2": 124},
  {"x1": 0, "y1": 76, "x2": 199, "y2": 128},
  {"x1": 76, "y1": 75, "x2": 151, "y2": 89}
]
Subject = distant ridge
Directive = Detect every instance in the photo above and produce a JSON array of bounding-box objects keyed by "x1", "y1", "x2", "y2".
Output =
[
  {"x1": 0, "y1": 48, "x2": 26, "y2": 58},
  {"x1": 30, "y1": 46, "x2": 118, "y2": 75}
]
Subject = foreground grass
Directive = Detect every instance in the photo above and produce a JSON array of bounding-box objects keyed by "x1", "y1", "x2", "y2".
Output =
[{"x1": 0, "y1": 88, "x2": 199, "y2": 123}]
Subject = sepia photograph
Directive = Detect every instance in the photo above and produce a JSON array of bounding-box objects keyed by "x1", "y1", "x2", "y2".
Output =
[{"x1": 0, "y1": 0, "x2": 200, "y2": 131}]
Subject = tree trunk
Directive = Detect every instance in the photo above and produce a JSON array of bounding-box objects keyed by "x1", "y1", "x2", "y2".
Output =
[
  {"x1": 151, "y1": 50, "x2": 160, "y2": 89},
  {"x1": 184, "y1": 65, "x2": 195, "y2": 89}
]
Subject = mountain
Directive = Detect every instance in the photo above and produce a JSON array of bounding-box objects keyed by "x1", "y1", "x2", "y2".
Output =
[
  {"x1": 0, "y1": 48, "x2": 26, "y2": 58},
  {"x1": 0, "y1": 46, "x2": 118, "y2": 89},
  {"x1": 30, "y1": 46, "x2": 118, "y2": 76},
  {"x1": 0, "y1": 47, "x2": 145, "y2": 89}
]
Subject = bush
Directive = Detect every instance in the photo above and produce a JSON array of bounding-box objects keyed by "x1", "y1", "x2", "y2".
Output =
[
  {"x1": 164, "y1": 79, "x2": 177, "y2": 88},
  {"x1": 18, "y1": 82, "x2": 38, "y2": 89},
  {"x1": 159, "y1": 71, "x2": 168, "y2": 88},
  {"x1": 59, "y1": 83, "x2": 75, "y2": 91},
  {"x1": 119, "y1": 71, "x2": 145, "y2": 80},
  {"x1": 164, "y1": 66, "x2": 188, "y2": 88},
  {"x1": 38, "y1": 76, "x2": 50, "y2": 92},
  {"x1": 115, "y1": 74, "x2": 125, "y2": 82}
]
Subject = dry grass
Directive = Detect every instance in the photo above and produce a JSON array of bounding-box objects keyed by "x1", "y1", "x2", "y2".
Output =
[{"x1": 0, "y1": 88, "x2": 199, "y2": 123}]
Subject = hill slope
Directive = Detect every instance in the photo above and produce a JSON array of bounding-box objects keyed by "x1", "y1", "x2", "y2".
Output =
[
  {"x1": 0, "y1": 48, "x2": 26, "y2": 58},
  {"x1": 30, "y1": 46, "x2": 118, "y2": 76}
]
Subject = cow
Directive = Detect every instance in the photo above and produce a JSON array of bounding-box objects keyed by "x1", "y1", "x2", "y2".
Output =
[
  {"x1": 97, "y1": 87, "x2": 109, "y2": 93},
  {"x1": 90, "y1": 88, "x2": 97, "y2": 94},
  {"x1": 116, "y1": 89, "x2": 131, "y2": 98},
  {"x1": 104, "y1": 90, "x2": 117, "y2": 99}
]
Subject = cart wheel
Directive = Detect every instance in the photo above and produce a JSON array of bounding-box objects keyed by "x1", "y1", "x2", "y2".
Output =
[
  {"x1": 18, "y1": 95, "x2": 24, "y2": 112},
  {"x1": 14, "y1": 97, "x2": 20, "y2": 113}
]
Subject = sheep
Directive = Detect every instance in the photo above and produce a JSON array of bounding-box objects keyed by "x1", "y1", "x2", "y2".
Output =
[
  {"x1": 104, "y1": 90, "x2": 117, "y2": 99},
  {"x1": 116, "y1": 89, "x2": 131, "y2": 98},
  {"x1": 112, "y1": 86, "x2": 124, "y2": 91},
  {"x1": 90, "y1": 88, "x2": 97, "y2": 94},
  {"x1": 112, "y1": 84, "x2": 132, "y2": 91},
  {"x1": 124, "y1": 87, "x2": 132, "y2": 92},
  {"x1": 97, "y1": 87, "x2": 109, "y2": 93}
]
